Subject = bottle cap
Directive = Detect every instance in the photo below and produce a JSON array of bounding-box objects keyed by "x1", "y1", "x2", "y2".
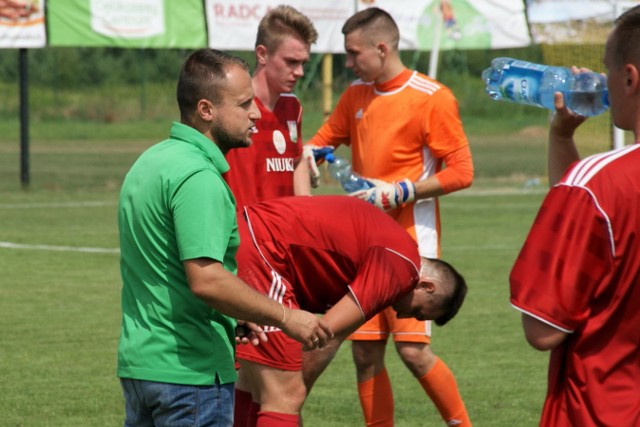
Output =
[{"x1": 325, "y1": 152, "x2": 335, "y2": 163}]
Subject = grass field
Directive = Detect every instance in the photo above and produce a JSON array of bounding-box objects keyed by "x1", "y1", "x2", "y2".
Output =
[{"x1": 0, "y1": 114, "x2": 557, "y2": 426}]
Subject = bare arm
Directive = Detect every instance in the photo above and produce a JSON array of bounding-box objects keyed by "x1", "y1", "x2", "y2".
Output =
[
  {"x1": 414, "y1": 175, "x2": 447, "y2": 200},
  {"x1": 184, "y1": 258, "x2": 332, "y2": 349},
  {"x1": 548, "y1": 91, "x2": 587, "y2": 186},
  {"x1": 302, "y1": 294, "x2": 365, "y2": 391},
  {"x1": 414, "y1": 144, "x2": 473, "y2": 200},
  {"x1": 293, "y1": 155, "x2": 312, "y2": 196},
  {"x1": 521, "y1": 313, "x2": 568, "y2": 351}
]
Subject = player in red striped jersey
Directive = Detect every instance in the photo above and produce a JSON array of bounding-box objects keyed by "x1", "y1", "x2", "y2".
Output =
[
  {"x1": 226, "y1": 7, "x2": 320, "y2": 426},
  {"x1": 224, "y1": 5, "x2": 317, "y2": 209},
  {"x1": 510, "y1": 6, "x2": 640, "y2": 425},
  {"x1": 235, "y1": 195, "x2": 467, "y2": 427}
]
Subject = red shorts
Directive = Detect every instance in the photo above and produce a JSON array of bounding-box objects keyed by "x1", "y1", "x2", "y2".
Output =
[
  {"x1": 235, "y1": 225, "x2": 303, "y2": 371},
  {"x1": 347, "y1": 306, "x2": 431, "y2": 344}
]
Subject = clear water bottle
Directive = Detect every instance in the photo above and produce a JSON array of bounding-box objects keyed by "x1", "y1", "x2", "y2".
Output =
[
  {"x1": 482, "y1": 57, "x2": 609, "y2": 117},
  {"x1": 325, "y1": 152, "x2": 374, "y2": 193}
]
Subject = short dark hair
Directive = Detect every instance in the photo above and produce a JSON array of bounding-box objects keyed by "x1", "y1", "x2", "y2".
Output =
[
  {"x1": 255, "y1": 5, "x2": 318, "y2": 52},
  {"x1": 429, "y1": 258, "x2": 468, "y2": 326},
  {"x1": 341, "y1": 7, "x2": 399, "y2": 49},
  {"x1": 176, "y1": 49, "x2": 250, "y2": 119},
  {"x1": 612, "y1": 5, "x2": 640, "y2": 69}
]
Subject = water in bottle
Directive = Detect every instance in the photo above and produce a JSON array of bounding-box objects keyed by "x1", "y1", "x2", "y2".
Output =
[
  {"x1": 325, "y1": 152, "x2": 374, "y2": 193},
  {"x1": 482, "y1": 57, "x2": 608, "y2": 117}
]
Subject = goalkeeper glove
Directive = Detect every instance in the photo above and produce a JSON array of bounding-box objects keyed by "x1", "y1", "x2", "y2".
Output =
[
  {"x1": 351, "y1": 178, "x2": 416, "y2": 211},
  {"x1": 302, "y1": 145, "x2": 335, "y2": 188}
]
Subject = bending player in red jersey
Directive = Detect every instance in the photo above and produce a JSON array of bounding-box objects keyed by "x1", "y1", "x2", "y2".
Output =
[{"x1": 233, "y1": 195, "x2": 468, "y2": 427}]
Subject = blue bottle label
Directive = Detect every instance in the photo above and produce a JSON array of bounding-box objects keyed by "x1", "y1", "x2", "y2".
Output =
[{"x1": 499, "y1": 61, "x2": 548, "y2": 106}]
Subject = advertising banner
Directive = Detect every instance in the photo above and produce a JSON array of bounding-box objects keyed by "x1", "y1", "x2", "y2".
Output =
[
  {"x1": 48, "y1": 0, "x2": 206, "y2": 48},
  {"x1": 0, "y1": 0, "x2": 46, "y2": 48},
  {"x1": 205, "y1": 0, "x2": 355, "y2": 53},
  {"x1": 357, "y1": 0, "x2": 531, "y2": 51},
  {"x1": 526, "y1": 0, "x2": 638, "y2": 44}
]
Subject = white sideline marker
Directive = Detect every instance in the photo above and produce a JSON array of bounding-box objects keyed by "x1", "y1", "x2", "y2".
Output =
[{"x1": 0, "y1": 241, "x2": 119, "y2": 254}]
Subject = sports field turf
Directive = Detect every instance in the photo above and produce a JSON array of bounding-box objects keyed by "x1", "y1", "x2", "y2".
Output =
[{"x1": 0, "y1": 121, "x2": 557, "y2": 425}]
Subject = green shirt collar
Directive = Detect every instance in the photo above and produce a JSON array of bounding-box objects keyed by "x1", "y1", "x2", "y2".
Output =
[{"x1": 169, "y1": 122, "x2": 230, "y2": 174}]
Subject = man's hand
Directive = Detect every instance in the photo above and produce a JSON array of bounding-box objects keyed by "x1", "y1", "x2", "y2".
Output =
[
  {"x1": 302, "y1": 145, "x2": 334, "y2": 188},
  {"x1": 550, "y1": 91, "x2": 588, "y2": 138},
  {"x1": 280, "y1": 307, "x2": 334, "y2": 351},
  {"x1": 235, "y1": 320, "x2": 267, "y2": 346},
  {"x1": 351, "y1": 178, "x2": 416, "y2": 211}
]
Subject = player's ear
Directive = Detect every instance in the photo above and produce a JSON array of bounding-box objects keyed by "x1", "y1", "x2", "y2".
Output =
[
  {"x1": 376, "y1": 42, "x2": 387, "y2": 58},
  {"x1": 196, "y1": 99, "x2": 215, "y2": 121},
  {"x1": 256, "y1": 45, "x2": 269, "y2": 65},
  {"x1": 417, "y1": 279, "x2": 436, "y2": 293}
]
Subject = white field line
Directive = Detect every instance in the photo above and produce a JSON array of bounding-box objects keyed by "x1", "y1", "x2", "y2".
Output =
[
  {"x1": 0, "y1": 200, "x2": 120, "y2": 253},
  {"x1": 0, "y1": 241, "x2": 120, "y2": 254},
  {"x1": 0, "y1": 189, "x2": 541, "y2": 254}
]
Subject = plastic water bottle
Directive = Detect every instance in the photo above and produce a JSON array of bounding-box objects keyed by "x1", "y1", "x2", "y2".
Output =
[
  {"x1": 482, "y1": 57, "x2": 609, "y2": 117},
  {"x1": 325, "y1": 152, "x2": 374, "y2": 193}
]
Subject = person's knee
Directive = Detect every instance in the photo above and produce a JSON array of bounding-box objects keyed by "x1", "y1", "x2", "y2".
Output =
[
  {"x1": 352, "y1": 341, "x2": 386, "y2": 367},
  {"x1": 395, "y1": 342, "x2": 436, "y2": 376},
  {"x1": 261, "y1": 378, "x2": 307, "y2": 413}
]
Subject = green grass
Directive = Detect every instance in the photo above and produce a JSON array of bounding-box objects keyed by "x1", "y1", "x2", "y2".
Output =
[
  {"x1": 0, "y1": 133, "x2": 552, "y2": 426},
  {"x1": 0, "y1": 92, "x2": 585, "y2": 426},
  {"x1": 0, "y1": 187, "x2": 550, "y2": 427}
]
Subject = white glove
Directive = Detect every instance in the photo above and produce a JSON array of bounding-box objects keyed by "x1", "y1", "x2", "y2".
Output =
[
  {"x1": 351, "y1": 178, "x2": 416, "y2": 211},
  {"x1": 302, "y1": 145, "x2": 334, "y2": 188}
]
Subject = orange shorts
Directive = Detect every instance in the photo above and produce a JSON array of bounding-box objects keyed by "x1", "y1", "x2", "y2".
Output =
[{"x1": 347, "y1": 306, "x2": 431, "y2": 343}]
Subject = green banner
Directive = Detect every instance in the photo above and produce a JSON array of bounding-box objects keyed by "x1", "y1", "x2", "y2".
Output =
[{"x1": 48, "y1": 0, "x2": 206, "y2": 48}]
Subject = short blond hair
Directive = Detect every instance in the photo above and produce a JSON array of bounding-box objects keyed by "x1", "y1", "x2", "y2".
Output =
[{"x1": 255, "y1": 5, "x2": 318, "y2": 53}]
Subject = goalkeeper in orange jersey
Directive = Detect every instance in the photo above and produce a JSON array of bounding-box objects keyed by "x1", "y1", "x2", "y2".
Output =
[{"x1": 299, "y1": 7, "x2": 474, "y2": 427}]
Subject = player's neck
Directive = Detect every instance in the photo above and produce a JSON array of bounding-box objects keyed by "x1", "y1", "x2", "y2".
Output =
[
  {"x1": 375, "y1": 59, "x2": 407, "y2": 85},
  {"x1": 252, "y1": 73, "x2": 277, "y2": 111}
]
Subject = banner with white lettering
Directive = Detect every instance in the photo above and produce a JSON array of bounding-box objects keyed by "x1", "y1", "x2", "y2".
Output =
[
  {"x1": 0, "y1": 0, "x2": 46, "y2": 48},
  {"x1": 205, "y1": 0, "x2": 355, "y2": 53},
  {"x1": 48, "y1": 0, "x2": 206, "y2": 48},
  {"x1": 357, "y1": 0, "x2": 531, "y2": 50}
]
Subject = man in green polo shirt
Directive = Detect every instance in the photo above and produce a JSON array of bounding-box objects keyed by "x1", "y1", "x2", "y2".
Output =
[{"x1": 117, "y1": 49, "x2": 332, "y2": 427}]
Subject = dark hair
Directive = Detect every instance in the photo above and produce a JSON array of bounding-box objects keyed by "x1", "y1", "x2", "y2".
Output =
[
  {"x1": 612, "y1": 5, "x2": 640, "y2": 68},
  {"x1": 341, "y1": 7, "x2": 399, "y2": 49},
  {"x1": 429, "y1": 258, "x2": 468, "y2": 326},
  {"x1": 176, "y1": 49, "x2": 250, "y2": 119},
  {"x1": 256, "y1": 5, "x2": 318, "y2": 52}
]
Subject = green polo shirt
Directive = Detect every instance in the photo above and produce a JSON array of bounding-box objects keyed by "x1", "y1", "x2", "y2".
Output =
[{"x1": 117, "y1": 122, "x2": 239, "y2": 386}]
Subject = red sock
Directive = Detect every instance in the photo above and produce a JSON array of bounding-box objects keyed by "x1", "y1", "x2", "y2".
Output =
[
  {"x1": 357, "y1": 368, "x2": 394, "y2": 427},
  {"x1": 256, "y1": 411, "x2": 299, "y2": 427},
  {"x1": 234, "y1": 389, "x2": 253, "y2": 427},
  {"x1": 419, "y1": 357, "x2": 471, "y2": 426}
]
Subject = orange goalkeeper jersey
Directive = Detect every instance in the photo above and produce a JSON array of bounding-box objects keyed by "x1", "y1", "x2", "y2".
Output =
[{"x1": 309, "y1": 69, "x2": 473, "y2": 256}]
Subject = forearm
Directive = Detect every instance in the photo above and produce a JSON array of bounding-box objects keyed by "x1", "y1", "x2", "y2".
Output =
[
  {"x1": 293, "y1": 157, "x2": 312, "y2": 196},
  {"x1": 413, "y1": 175, "x2": 447, "y2": 200},
  {"x1": 185, "y1": 258, "x2": 286, "y2": 327},
  {"x1": 548, "y1": 128, "x2": 580, "y2": 187},
  {"x1": 547, "y1": 91, "x2": 586, "y2": 186},
  {"x1": 302, "y1": 294, "x2": 364, "y2": 391}
]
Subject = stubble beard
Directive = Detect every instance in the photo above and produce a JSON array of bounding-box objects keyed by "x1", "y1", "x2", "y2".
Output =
[{"x1": 211, "y1": 118, "x2": 251, "y2": 153}]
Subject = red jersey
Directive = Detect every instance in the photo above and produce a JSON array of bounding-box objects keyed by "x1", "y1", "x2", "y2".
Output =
[
  {"x1": 237, "y1": 195, "x2": 421, "y2": 318},
  {"x1": 510, "y1": 144, "x2": 640, "y2": 426},
  {"x1": 224, "y1": 95, "x2": 303, "y2": 208}
]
